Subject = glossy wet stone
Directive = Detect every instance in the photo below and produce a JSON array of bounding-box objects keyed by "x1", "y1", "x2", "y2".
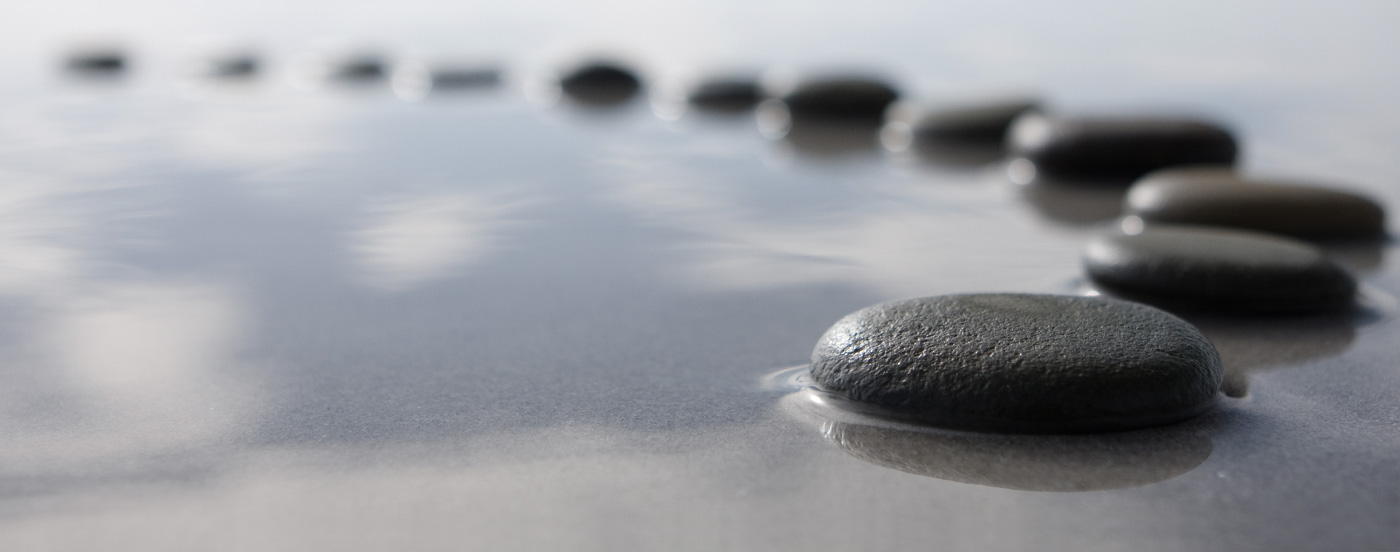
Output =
[
  {"x1": 558, "y1": 61, "x2": 642, "y2": 105},
  {"x1": 810, "y1": 294, "x2": 1222, "y2": 433},
  {"x1": 687, "y1": 77, "x2": 762, "y2": 111},
  {"x1": 778, "y1": 77, "x2": 898, "y2": 122},
  {"x1": 1126, "y1": 168, "x2": 1387, "y2": 239},
  {"x1": 1085, "y1": 226, "x2": 1357, "y2": 313},
  {"x1": 1008, "y1": 114, "x2": 1238, "y2": 179}
]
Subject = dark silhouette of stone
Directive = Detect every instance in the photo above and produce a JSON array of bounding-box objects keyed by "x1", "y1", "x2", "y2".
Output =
[{"x1": 1008, "y1": 114, "x2": 1238, "y2": 179}]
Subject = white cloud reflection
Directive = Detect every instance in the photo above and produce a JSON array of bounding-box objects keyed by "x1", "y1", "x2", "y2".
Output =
[
  {"x1": 604, "y1": 156, "x2": 1080, "y2": 298},
  {"x1": 352, "y1": 192, "x2": 524, "y2": 292}
]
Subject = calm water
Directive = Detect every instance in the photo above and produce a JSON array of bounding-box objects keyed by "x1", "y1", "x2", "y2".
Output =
[{"x1": 1, "y1": 2, "x2": 1398, "y2": 550}]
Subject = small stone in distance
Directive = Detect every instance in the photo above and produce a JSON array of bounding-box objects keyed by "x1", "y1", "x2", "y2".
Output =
[
  {"x1": 779, "y1": 76, "x2": 899, "y2": 122},
  {"x1": 558, "y1": 61, "x2": 642, "y2": 105},
  {"x1": 904, "y1": 97, "x2": 1040, "y2": 144},
  {"x1": 810, "y1": 294, "x2": 1223, "y2": 433},
  {"x1": 1007, "y1": 114, "x2": 1238, "y2": 180},
  {"x1": 686, "y1": 77, "x2": 762, "y2": 112}
]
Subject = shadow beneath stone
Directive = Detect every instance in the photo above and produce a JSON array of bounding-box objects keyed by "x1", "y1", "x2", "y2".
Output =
[
  {"x1": 823, "y1": 419, "x2": 1213, "y2": 491},
  {"x1": 1183, "y1": 311, "x2": 1361, "y2": 398},
  {"x1": 1318, "y1": 237, "x2": 1387, "y2": 275},
  {"x1": 1011, "y1": 163, "x2": 1131, "y2": 226}
]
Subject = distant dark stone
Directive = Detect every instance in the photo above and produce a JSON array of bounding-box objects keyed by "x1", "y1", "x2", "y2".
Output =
[
  {"x1": 67, "y1": 49, "x2": 126, "y2": 73},
  {"x1": 1085, "y1": 225, "x2": 1357, "y2": 313},
  {"x1": 810, "y1": 294, "x2": 1222, "y2": 433},
  {"x1": 559, "y1": 62, "x2": 642, "y2": 105},
  {"x1": 780, "y1": 77, "x2": 898, "y2": 122},
  {"x1": 430, "y1": 66, "x2": 501, "y2": 89},
  {"x1": 1007, "y1": 114, "x2": 1238, "y2": 179},
  {"x1": 332, "y1": 55, "x2": 387, "y2": 81},
  {"x1": 206, "y1": 54, "x2": 258, "y2": 78},
  {"x1": 687, "y1": 77, "x2": 762, "y2": 111},
  {"x1": 909, "y1": 98, "x2": 1040, "y2": 144},
  {"x1": 1126, "y1": 168, "x2": 1387, "y2": 239}
]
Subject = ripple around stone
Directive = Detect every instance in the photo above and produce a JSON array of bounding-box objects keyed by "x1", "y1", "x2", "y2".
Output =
[
  {"x1": 810, "y1": 294, "x2": 1223, "y2": 433},
  {"x1": 1084, "y1": 225, "x2": 1358, "y2": 313},
  {"x1": 821, "y1": 419, "x2": 1213, "y2": 491},
  {"x1": 1126, "y1": 168, "x2": 1387, "y2": 239},
  {"x1": 1007, "y1": 114, "x2": 1238, "y2": 180}
]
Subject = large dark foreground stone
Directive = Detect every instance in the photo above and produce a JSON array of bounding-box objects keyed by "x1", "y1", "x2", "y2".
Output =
[{"x1": 811, "y1": 294, "x2": 1222, "y2": 433}]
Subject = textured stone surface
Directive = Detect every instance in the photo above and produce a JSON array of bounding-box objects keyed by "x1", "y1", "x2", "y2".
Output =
[
  {"x1": 779, "y1": 77, "x2": 898, "y2": 121},
  {"x1": 1126, "y1": 168, "x2": 1387, "y2": 239},
  {"x1": 559, "y1": 61, "x2": 641, "y2": 105},
  {"x1": 1085, "y1": 226, "x2": 1357, "y2": 312},
  {"x1": 810, "y1": 294, "x2": 1222, "y2": 433},
  {"x1": 1007, "y1": 114, "x2": 1238, "y2": 179}
]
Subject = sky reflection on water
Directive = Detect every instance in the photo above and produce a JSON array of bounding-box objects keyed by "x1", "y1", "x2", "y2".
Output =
[{"x1": 0, "y1": 1, "x2": 1398, "y2": 550}]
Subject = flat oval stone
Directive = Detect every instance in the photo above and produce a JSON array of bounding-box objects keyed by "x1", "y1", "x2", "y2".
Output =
[
  {"x1": 779, "y1": 77, "x2": 898, "y2": 122},
  {"x1": 810, "y1": 294, "x2": 1222, "y2": 433},
  {"x1": 907, "y1": 98, "x2": 1040, "y2": 144},
  {"x1": 1126, "y1": 168, "x2": 1387, "y2": 239},
  {"x1": 332, "y1": 55, "x2": 388, "y2": 81},
  {"x1": 687, "y1": 77, "x2": 762, "y2": 111},
  {"x1": 559, "y1": 61, "x2": 642, "y2": 105},
  {"x1": 67, "y1": 48, "x2": 126, "y2": 73},
  {"x1": 1085, "y1": 225, "x2": 1357, "y2": 312},
  {"x1": 1008, "y1": 114, "x2": 1238, "y2": 179}
]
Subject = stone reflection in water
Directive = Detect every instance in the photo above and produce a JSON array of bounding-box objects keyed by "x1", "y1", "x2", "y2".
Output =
[
  {"x1": 1009, "y1": 159, "x2": 1130, "y2": 226},
  {"x1": 758, "y1": 100, "x2": 881, "y2": 159},
  {"x1": 1187, "y1": 312, "x2": 1359, "y2": 398},
  {"x1": 879, "y1": 98, "x2": 1035, "y2": 169},
  {"x1": 1320, "y1": 238, "x2": 1386, "y2": 274},
  {"x1": 823, "y1": 419, "x2": 1212, "y2": 492},
  {"x1": 881, "y1": 122, "x2": 1006, "y2": 168}
]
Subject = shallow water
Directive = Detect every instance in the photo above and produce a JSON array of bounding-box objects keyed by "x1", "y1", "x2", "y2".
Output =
[{"x1": 0, "y1": 2, "x2": 1398, "y2": 551}]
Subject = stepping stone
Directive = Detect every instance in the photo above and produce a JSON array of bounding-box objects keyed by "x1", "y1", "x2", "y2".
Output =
[
  {"x1": 687, "y1": 77, "x2": 762, "y2": 111},
  {"x1": 67, "y1": 48, "x2": 126, "y2": 73},
  {"x1": 1126, "y1": 168, "x2": 1387, "y2": 239},
  {"x1": 330, "y1": 54, "x2": 388, "y2": 82},
  {"x1": 778, "y1": 76, "x2": 898, "y2": 122},
  {"x1": 1084, "y1": 225, "x2": 1357, "y2": 313},
  {"x1": 427, "y1": 66, "x2": 501, "y2": 90},
  {"x1": 1007, "y1": 114, "x2": 1238, "y2": 179},
  {"x1": 203, "y1": 53, "x2": 259, "y2": 78},
  {"x1": 558, "y1": 61, "x2": 642, "y2": 105},
  {"x1": 900, "y1": 97, "x2": 1040, "y2": 144},
  {"x1": 810, "y1": 294, "x2": 1222, "y2": 433}
]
